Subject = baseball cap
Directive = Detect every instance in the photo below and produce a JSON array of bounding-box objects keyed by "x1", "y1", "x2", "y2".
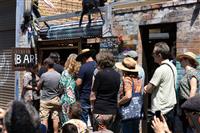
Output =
[{"x1": 123, "y1": 50, "x2": 138, "y2": 59}]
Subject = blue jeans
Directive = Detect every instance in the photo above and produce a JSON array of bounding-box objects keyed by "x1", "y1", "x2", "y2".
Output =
[
  {"x1": 80, "y1": 99, "x2": 91, "y2": 124},
  {"x1": 122, "y1": 119, "x2": 140, "y2": 133}
]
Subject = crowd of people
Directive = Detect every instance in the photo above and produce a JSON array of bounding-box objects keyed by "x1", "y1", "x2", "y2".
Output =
[{"x1": 0, "y1": 42, "x2": 200, "y2": 133}]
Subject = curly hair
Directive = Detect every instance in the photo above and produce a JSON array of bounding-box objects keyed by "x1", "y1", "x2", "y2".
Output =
[
  {"x1": 69, "y1": 102, "x2": 82, "y2": 119},
  {"x1": 64, "y1": 54, "x2": 81, "y2": 77},
  {"x1": 96, "y1": 51, "x2": 115, "y2": 69}
]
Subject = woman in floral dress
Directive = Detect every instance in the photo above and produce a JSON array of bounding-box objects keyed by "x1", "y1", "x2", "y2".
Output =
[{"x1": 59, "y1": 54, "x2": 81, "y2": 126}]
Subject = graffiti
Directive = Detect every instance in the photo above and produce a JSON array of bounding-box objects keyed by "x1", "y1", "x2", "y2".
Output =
[{"x1": 0, "y1": 51, "x2": 11, "y2": 87}]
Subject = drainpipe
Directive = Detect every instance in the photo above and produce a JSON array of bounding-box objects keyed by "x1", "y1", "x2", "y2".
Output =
[{"x1": 15, "y1": 0, "x2": 25, "y2": 100}]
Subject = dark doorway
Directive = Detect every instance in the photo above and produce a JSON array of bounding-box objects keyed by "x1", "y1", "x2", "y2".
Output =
[
  {"x1": 139, "y1": 23, "x2": 177, "y2": 133},
  {"x1": 82, "y1": 42, "x2": 100, "y2": 54},
  {"x1": 40, "y1": 48, "x2": 78, "y2": 66},
  {"x1": 140, "y1": 23, "x2": 176, "y2": 84}
]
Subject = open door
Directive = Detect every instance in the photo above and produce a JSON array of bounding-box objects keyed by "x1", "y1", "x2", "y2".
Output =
[{"x1": 140, "y1": 22, "x2": 177, "y2": 133}]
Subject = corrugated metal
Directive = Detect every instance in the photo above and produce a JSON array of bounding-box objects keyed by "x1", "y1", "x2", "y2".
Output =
[
  {"x1": 40, "y1": 21, "x2": 103, "y2": 40},
  {"x1": 0, "y1": 0, "x2": 16, "y2": 109},
  {"x1": 0, "y1": 49, "x2": 15, "y2": 109},
  {"x1": 0, "y1": 0, "x2": 16, "y2": 49}
]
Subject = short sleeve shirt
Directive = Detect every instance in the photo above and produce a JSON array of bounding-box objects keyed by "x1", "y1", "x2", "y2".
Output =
[
  {"x1": 93, "y1": 68, "x2": 120, "y2": 114},
  {"x1": 23, "y1": 72, "x2": 40, "y2": 101},
  {"x1": 179, "y1": 69, "x2": 200, "y2": 100},
  {"x1": 40, "y1": 71, "x2": 61, "y2": 100},
  {"x1": 150, "y1": 60, "x2": 177, "y2": 114},
  {"x1": 77, "y1": 61, "x2": 96, "y2": 100},
  {"x1": 23, "y1": 72, "x2": 33, "y2": 102}
]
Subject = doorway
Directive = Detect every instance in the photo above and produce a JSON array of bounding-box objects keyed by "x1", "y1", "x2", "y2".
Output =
[
  {"x1": 40, "y1": 48, "x2": 78, "y2": 66},
  {"x1": 140, "y1": 22, "x2": 177, "y2": 86},
  {"x1": 139, "y1": 23, "x2": 177, "y2": 133}
]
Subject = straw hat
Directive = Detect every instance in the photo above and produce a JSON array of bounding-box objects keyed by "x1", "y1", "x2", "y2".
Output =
[
  {"x1": 115, "y1": 57, "x2": 138, "y2": 72},
  {"x1": 76, "y1": 49, "x2": 95, "y2": 61},
  {"x1": 177, "y1": 52, "x2": 199, "y2": 67}
]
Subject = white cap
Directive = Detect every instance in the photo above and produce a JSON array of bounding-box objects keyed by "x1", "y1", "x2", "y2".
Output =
[{"x1": 123, "y1": 50, "x2": 138, "y2": 58}]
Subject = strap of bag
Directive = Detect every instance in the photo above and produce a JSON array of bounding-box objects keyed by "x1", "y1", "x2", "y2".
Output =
[
  {"x1": 132, "y1": 79, "x2": 144, "y2": 119},
  {"x1": 161, "y1": 63, "x2": 176, "y2": 90}
]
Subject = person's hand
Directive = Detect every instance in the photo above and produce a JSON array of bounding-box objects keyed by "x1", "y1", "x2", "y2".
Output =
[
  {"x1": 34, "y1": 87, "x2": 39, "y2": 91},
  {"x1": 144, "y1": 85, "x2": 147, "y2": 94},
  {"x1": 0, "y1": 108, "x2": 5, "y2": 130},
  {"x1": 90, "y1": 105, "x2": 94, "y2": 113},
  {"x1": 0, "y1": 108, "x2": 5, "y2": 119},
  {"x1": 117, "y1": 102, "x2": 121, "y2": 108},
  {"x1": 151, "y1": 115, "x2": 171, "y2": 133}
]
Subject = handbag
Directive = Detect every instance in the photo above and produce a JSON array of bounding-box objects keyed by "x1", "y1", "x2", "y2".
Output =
[{"x1": 120, "y1": 79, "x2": 143, "y2": 120}]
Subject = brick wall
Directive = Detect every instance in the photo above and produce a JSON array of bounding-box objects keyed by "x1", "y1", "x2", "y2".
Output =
[
  {"x1": 39, "y1": 0, "x2": 82, "y2": 24},
  {"x1": 38, "y1": 0, "x2": 105, "y2": 25},
  {"x1": 111, "y1": 0, "x2": 200, "y2": 65}
]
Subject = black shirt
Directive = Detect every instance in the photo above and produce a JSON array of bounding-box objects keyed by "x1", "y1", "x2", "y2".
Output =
[{"x1": 93, "y1": 68, "x2": 120, "y2": 114}]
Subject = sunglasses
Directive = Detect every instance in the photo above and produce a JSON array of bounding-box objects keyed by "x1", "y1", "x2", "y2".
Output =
[{"x1": 152, "y1": 52, "x2": 159, "y2": 56}]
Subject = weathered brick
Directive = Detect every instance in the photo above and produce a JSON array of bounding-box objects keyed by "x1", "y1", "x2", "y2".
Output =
[
  {"x1": 39, "y1": 0, "x2": 82, "y2": 24},
  {"x1": 151, "y1": 4, "x2": 162, "y2": 9},
  {"x1": 142, "y1": 13, "x2": 152, "y2": 20}
]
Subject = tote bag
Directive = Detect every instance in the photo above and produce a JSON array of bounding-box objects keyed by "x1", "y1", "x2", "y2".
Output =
[{"x1": 120, "y1": 78, "x2": 143, "y2": 120}]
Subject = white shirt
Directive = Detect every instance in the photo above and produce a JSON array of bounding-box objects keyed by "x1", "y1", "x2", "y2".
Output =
[{"x1": 150, "y1": 59, "x2": 177, "y2": 114}]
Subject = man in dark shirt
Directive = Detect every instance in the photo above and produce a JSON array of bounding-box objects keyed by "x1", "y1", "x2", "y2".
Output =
[
  {"x1": 76, "y1": 49, "x2": 97, "y2": 124},
  {"x1": 38, "y1": 52, "x2": 64, "y2": 77}
]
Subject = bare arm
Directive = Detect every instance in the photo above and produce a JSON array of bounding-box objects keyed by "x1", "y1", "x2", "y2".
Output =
[
  {"x1": 90, "y1": 76, "x2": 96, "y2": 110},
  {"x1": 144, "y1": 83, "x2": 156, "y2": 94},
  {"x1": 23, "y1": 74, "x2": 37, "y2": 90},
  {"x1": 0, "y1": 108, "x2": 5, "y2": 119},
  {"x1": 37, "y1": 80, "x2": 43, "y2": 91},
  {"x1": 189, "y1": 77, "x2": 198, "y2": 97},
  {"x1": 90, "y1": 91, "x2": 96, "y2": 112},
  {"x1": 76, "y1": 78, "x2": 82, "y2": 87},
  {"x1": 118, "y1": 78, "x2": 132, "y2": 106},
  {"x1": 24, "y1": 84, "x2": 36, "y2": 90}
]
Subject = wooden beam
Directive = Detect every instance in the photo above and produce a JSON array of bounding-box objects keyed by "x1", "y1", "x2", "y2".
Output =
[
  {"x1": 38, "y1": 11, "x2": 81, "y2": 22},
  {"x1": 38, "y1": 6, "x2": 107, "y2": 22},
  {"x1": 112, "y1": 0, "x2": 171, "y2": 10}
]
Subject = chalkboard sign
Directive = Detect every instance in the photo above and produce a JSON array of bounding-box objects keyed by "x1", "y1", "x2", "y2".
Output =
[{"x1": 100, "y1": 36, "x2": 123, "y2": 61}]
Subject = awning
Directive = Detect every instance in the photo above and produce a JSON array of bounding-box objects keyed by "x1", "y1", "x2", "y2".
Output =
[{"x1": 39, "y1": 21, "x2": 103, "y2": 41}]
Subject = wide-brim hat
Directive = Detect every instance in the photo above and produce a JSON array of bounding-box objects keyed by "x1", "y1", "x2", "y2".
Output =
[
  {"x1": 76, "y1": 49, "x2": 95, "y2": 61},
  {"x1": 177, "y1": 52, "x2": 199, "y2": 67},
  {"x1": 115, "y1": 57, "x2": 138, "y2": 72}
]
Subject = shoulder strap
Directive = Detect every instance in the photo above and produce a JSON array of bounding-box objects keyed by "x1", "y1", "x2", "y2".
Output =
[
  {"x1": 161, "y1": 63, "x2": 176, "y2": 89},
  {"x1": 132, "y1": 78, "x2": 142, "y2": 95},
  {"x1": 132, "y1": 78, "x2": 144, "y2": 118}
]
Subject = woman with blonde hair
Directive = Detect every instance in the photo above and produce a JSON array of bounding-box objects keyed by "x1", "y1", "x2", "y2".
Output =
[{"x1": 59, "y1": 53, "x2": 81, "y2": 125}]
